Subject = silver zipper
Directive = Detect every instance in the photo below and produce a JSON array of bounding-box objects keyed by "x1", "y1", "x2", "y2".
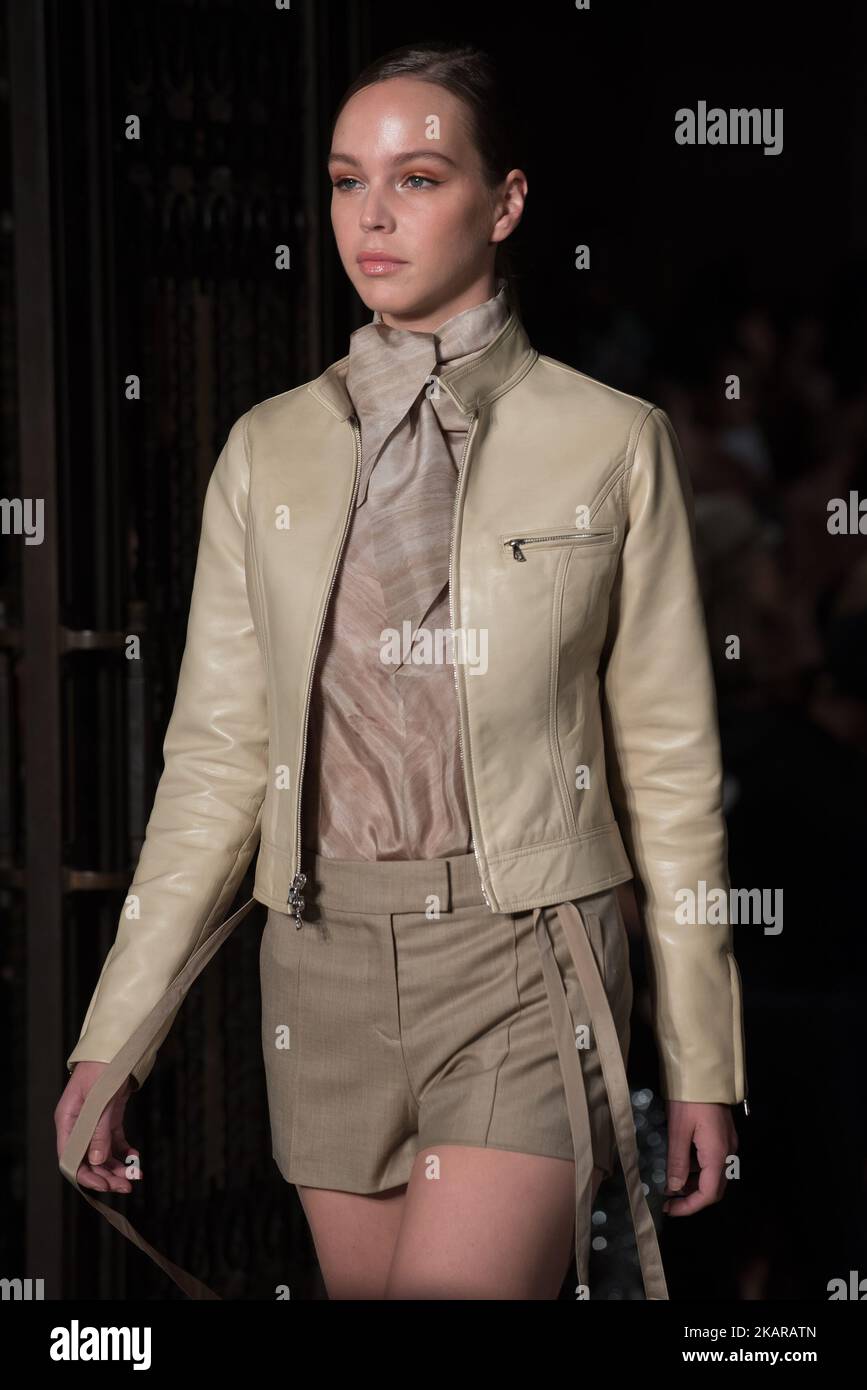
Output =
[
  {"x1": 504, "y1": 529, "x2": 615, "y2": 561},
  {"x1": 289, "y1": 413, "x2": 362, "y2": 926},
  {"x1": 447, "y1": 405, "x2": 494, "y2": 911},
  {"x1": 288, "y1": 870, "x2": 306, "y2": 931}
]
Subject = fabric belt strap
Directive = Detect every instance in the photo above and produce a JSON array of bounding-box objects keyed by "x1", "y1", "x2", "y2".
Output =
[
  {"x1": 59, "y1": 895, "x2": 258, "y2": 1301},
  {"x1": 59, "y1": 871, "x2": 669, "y2": 1301},
  {"x1": 532, "y1": 900, "x2": 669, "y2": 1300}
]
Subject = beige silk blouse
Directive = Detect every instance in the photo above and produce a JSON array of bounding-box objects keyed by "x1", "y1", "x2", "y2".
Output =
[{"x1": 301, "y1": 283, "x2": 511, "y2": 861}]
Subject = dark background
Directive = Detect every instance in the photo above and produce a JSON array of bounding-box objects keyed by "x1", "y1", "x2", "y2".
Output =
[{"x1": 1, "y1": 0, "x2": 865, "y2": 1300}]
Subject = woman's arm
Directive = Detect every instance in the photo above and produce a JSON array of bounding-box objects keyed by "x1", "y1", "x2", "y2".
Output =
[
  {"x1": 600, "y1": 405, "x2": 747, "y2": 1106},
  {"x1": 66, "y1": 408, "x2": 269, "y2": 1089}
]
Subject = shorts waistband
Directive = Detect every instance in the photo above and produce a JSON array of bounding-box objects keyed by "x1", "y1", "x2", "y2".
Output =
[{"x1": 299, "y1": 848, "x2": 488, "y2": 913}]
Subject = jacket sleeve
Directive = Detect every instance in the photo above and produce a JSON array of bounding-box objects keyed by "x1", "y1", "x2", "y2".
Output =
[
  {"x1": 66, "y1": 408, "x2": 269, "y2": 1089},
  {"x1": 599, "y1": 405, "x2": 748, "y2": 1104}
]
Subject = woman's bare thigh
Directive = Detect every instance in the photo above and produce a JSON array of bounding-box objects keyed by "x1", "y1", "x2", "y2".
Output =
[
  {"x1": 296, "y1": 1153, "x2": 605, "y2": 1301},
  {"x1": 295, "y1": 1182, "x2": 408, "y2": 1299},
  {"x1": 384, "y1": 1147, "x2": 606, "y2": 1300}
]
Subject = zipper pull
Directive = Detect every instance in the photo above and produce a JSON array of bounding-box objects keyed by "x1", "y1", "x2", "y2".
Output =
[
  {"x1": 288, "y1": 870, "x2": 307, "y2": 929},
  {"x1": 510, "y1": 540, "x2": 527, "y2": 561}
]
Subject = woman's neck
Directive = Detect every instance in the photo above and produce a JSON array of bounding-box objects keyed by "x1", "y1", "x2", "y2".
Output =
[{"x1": 371, "y1": 274, "x2": 503, "y2": 334}]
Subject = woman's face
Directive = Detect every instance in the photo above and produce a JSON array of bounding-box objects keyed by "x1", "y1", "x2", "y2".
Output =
[{"x1": 328, "y1": 76, "x2": 524, "y2": 329}]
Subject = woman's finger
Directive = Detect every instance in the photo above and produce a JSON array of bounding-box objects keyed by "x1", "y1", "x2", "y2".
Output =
[
  {"x1": 77, "y1": 1158, "x2": 133, "y2": 1194},
  {"x1": 668, "y1": 1150, "x2": 726, "y2": 1216},
  {"x1": 663, "y1": 1123, "x2": 695, "y2": 1201}
]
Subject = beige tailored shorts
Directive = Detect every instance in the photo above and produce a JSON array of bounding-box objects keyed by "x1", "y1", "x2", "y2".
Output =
[{"x1": 259, "y1": 850, "x2": 634, "y2": 1194}]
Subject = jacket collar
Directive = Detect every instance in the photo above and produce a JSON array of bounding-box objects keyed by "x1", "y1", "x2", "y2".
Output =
[{"x1": 308, "y1": 296, "x2": 538, "y2": 421}]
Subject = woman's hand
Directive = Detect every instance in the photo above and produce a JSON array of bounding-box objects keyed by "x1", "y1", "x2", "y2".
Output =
[
  {"x1": 663, "y1": 1100, "x2": 739, "y2": 1216},
  {"x1": 54, "y1": 1061, "x2": 140, "y2": 1194}
]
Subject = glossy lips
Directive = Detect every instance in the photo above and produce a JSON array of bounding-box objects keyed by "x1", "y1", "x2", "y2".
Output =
[{"x1": 357, "y1": 251, "x2": 408, "y2": 276}]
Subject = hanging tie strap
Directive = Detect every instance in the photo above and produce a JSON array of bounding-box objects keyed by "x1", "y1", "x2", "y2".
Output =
[
  {"x1": 58, "y1": 895, "x2": 258, "y2": 1300},
  {"x1": 531, "y1": 899, "x2": 669, "y2": 1300}
]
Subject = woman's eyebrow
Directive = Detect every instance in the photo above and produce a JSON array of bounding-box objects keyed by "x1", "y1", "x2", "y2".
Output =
[{"x1": 327, "y1": 149, "x2": 458, "y2": 169}]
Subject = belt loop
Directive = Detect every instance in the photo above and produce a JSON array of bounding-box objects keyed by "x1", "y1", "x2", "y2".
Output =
[{"x1": 443, "y1": 858, "x2": 455, "y2": 913}]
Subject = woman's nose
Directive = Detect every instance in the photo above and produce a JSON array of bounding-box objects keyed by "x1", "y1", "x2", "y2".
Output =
[{"x1": 359, "y1": 191, "x2": 394, "y2": 231}]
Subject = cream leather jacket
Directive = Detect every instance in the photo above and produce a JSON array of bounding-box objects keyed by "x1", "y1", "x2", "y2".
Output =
[{"x1": 67, "y1": 307, "x2": 748, "y2": 1111}]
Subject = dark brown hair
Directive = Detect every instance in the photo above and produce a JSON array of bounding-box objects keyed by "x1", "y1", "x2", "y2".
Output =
[{"x1": 331, "y1": 39, "x2": 527, "y2": 315}]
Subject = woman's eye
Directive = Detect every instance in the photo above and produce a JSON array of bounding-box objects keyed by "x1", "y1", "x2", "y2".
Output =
[{"x1": 331, "y1": 174, "x2": 438, "y2": 191}]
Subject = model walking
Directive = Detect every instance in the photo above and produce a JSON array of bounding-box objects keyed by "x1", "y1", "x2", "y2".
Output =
[{"x1": 56, "y1": 40, "x2": 747, "y2": 1302}]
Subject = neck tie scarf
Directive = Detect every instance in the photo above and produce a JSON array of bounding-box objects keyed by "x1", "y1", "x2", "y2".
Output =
[{"x1": 345, "y1": 280, "x2": 511, "y2": 672}]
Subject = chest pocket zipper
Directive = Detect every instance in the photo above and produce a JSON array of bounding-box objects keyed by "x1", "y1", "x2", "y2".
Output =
[{"x1": 503, "y1": 527, "x2": 616, "y2": 561}]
